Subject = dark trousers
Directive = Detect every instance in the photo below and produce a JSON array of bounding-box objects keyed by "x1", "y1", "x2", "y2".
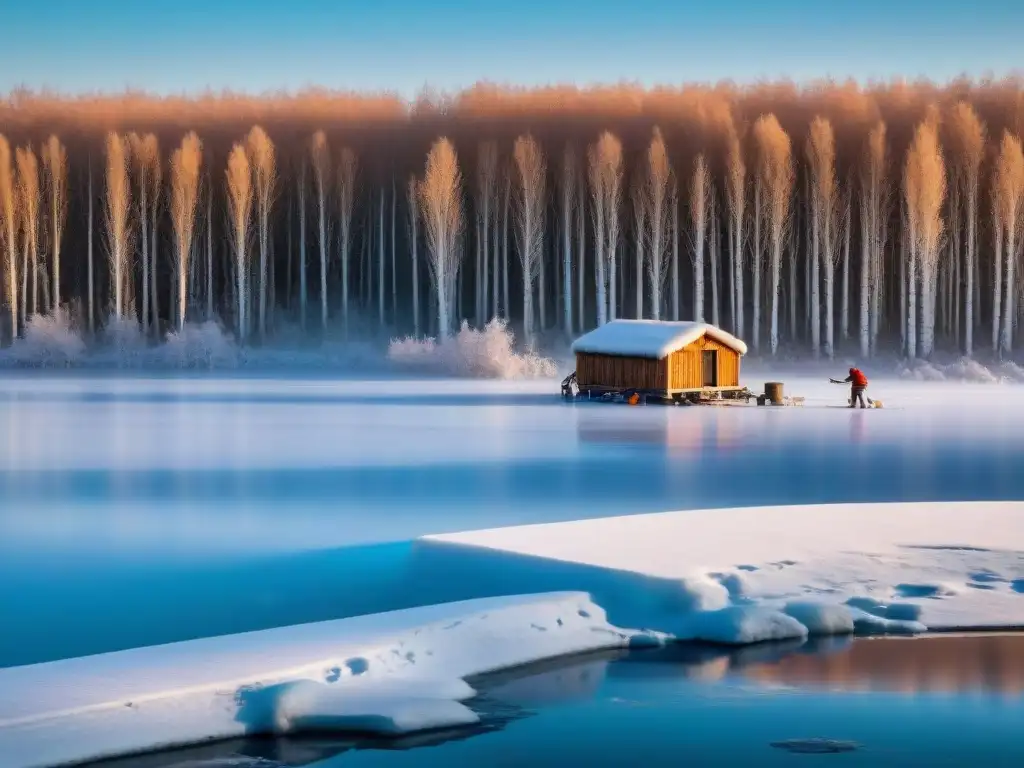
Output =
[{"x1": 850, "y1": 386, "x2": 867, "y2": 408}]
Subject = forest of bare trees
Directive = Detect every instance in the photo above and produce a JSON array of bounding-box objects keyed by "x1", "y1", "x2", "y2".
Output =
[{"x1": 3, "y1": 79, "x2": 1024, "y2": 359}]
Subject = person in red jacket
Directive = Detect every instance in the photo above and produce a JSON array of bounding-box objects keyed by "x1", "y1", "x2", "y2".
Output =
[{"x1": 842, "y1": 367, "x2": 868, "y2": 408}]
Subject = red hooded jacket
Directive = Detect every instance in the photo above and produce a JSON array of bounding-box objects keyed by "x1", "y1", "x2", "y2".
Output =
[{"x1": 847, "y1": 368, "x2": 868, "y2": 388}]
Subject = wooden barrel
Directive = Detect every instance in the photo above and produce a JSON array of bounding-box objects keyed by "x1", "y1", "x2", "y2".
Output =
[{"x1": 765, "y1": 382, "x2": 784, "y2": 405}]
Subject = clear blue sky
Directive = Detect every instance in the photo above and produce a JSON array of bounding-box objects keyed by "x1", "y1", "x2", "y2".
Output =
[{"x1": 4, "y1": 0, "x2": 1022, "y2": 96}]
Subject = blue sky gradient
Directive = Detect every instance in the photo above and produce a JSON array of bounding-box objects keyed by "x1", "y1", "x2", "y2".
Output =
[{"x1": 4, "y1": 0, "x2": 1022, "y2": 96}]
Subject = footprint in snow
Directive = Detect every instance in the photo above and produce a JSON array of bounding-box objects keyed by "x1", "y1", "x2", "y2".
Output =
[
  {"x1": 969, "y1": 571, "x2": 1007, "y2": 584},
  {"x1": 324, "y1": 666, "x2": 342, "y2": 683},
  {"x1": 345, "y1": 657, "x2": 369, "y2": 676},
  {"x1": 736, "y1": 564, "x2": 759, "y2": 572},
  {"x1": 895, "y1": 583, "x2": 957, "y2": 599},
  {"x1": 1012, "y1": 580, "x2": 1024, "y2": 594}
]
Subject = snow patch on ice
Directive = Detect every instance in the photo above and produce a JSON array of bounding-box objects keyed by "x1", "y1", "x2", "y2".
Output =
[
  {"x1": 388, "y1": 319, "x2": 557, "y2": 379},
  {"x1": 270, "y1": 678, "x2": 479, "y2": 735},
  {"x1": 783, "y1": 602, "x2": 855, "y2": 636},
  {"x1": 679, "y1": 606, "x2": 809, "y2": 645},
  {"x1": 661, "y1": 576, "x2": 731, "y2": 613},
  {"x1": 425, "y1": 502, "x2": 1024, "y2": 634},
  {"x1": 848, "y1": 608, "x2": 927, "y2": 635}
]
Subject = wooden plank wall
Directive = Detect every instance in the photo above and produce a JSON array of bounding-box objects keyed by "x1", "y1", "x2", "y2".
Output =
[
  {"x1": 666, "y1": 336, "x2": 741, "y2": 389},
  {"x1": 576, "y1": 352, "x2": 668, "y2": 390}
]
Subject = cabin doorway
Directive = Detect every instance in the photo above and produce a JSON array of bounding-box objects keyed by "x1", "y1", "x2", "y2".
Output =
[{"x1": 701, "y1": 350, "x2": 718, "y2": 387}]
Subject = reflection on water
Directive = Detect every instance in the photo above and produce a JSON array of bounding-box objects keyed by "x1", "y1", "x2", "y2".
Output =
[
  {"x1": 740, "y1": 633, "x2": 1024, "y2": 695},
  {"x1": 100, "y1": 635, "x2": 1024, "y2": 768}
]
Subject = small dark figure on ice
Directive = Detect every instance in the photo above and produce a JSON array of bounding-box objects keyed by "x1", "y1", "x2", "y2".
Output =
[{"x1": 831, "y1": 368, "x2": 869, "y2": 408}]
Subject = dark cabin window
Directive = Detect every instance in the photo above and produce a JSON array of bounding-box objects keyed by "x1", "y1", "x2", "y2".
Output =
[{"x1": 702, "y1": 350, "x2": 718, "y2": 387}]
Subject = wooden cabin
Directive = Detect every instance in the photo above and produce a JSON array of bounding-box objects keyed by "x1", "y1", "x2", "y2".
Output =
[{"x1": 570, "y1": 320, "x2": 747, "y2": 398}]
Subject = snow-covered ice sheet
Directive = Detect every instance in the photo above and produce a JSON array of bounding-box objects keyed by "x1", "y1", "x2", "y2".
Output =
[
  {"x1": 423, "y1": 502, "x2": 1024, "y2": 633},
  {"x1": 0, "y1": 592, "x2": 645, "y2": 768}
]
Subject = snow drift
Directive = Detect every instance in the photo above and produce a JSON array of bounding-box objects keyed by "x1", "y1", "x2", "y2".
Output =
[
  {"x1": 0, "y1": 313, "x2": 556, "y2": 378},
  {"x1": 420, "y1": 501, "x2": 1024, "y2": 638},
  {"x1": 388, "y1": 319, "x2": 557, "y2": 379},
  {"x1": 0, "y1": 592, "x2": 651, "y2": 768}
]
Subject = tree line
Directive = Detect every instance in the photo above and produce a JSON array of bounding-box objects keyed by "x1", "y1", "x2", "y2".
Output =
[{"x1": 2, "y1": 79, "x2": 1024, "y2": 359}]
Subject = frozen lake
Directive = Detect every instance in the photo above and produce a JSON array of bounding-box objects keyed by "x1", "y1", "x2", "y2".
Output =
[{"x1": 2, "y1": 374, "x2": 1024, "y2": 667}]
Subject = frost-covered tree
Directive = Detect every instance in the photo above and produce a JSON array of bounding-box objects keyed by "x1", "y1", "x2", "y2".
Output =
[
  {"x1": 558, "y1": 143, "x2": 575, "y2": 335},
  {"x1": 418, "y1": 137, "x2": 463, "y2": 338},
  {"x1": 946, "y1": 105, "x2": 984, "y2": 357},
  {"x1": 102, "y1": 135, "x2": 132, "y2": 321},
  {"x1": 642, "y1": 128, "x2": 672, "y2": 320},
  {"x1": 41, "y1": 136, "x2": 67, "y2": 312},
  {"x1": 688, "y1": 153, "x2": 710, "y2": 323},
  {"x1": 406, "y1": 175, "x2": 420, "y2": 336},
  {"x1": 807, "y1": 117, "x2": 836, "y2": 358},
  {"x1": 336, "y1": 147, "x2": 357, "y2": 332},
  {"x1": 226, "y1": 143, "x2": 253, "y2": 340},
  {"x1": 170, "y1": 132, "x2": 202, "y2": 330},
  {"x1": 310, "y1": 131, "x2": 331, "y2": 330},
  {"x1": 0, "y1": 137, "x2": 17, "y2": 339},
  {"x1": 726, "y1": 124, "x2": 746, "y2": 339},
  {"x1": 996, "y1": 132, "x2": 1024, "y2": 355},
  {"x1": 588, "y1": 132, "x2": 623, "y2": 324},
  {"x1": 513, "y1": 134, "x2": 546, "y2": 344},
  {"x1": 903, "y1": 114, "x2": 946, "y2": 359},
  {"x1": 16, "y1": 147, "x2": 40, "y2": 320},
  {"x1": 860, "y1": 122, "x2": 888, "y2": 357},
  {"x1": 754, "y1": 115, "x2": 793, "y2": 355},
  {"x1": 631, "y1": 174, "x2": 646, "y2": 318},
  {"x1": 247, "y1": 127, "x2": 276, "y2": 340},
  {"x1": 129, "y1": 134, "x2": 158, "y2": 332},
  {"x1": 476, "y1": 142, "x2": 497, "y2": 324}
]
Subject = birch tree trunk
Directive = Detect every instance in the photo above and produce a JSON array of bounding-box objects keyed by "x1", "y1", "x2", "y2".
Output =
[
  {"x1": 841, "y1": 196, "x2": 850, "y2": 342},
  {"x1": 298, "y1": 170, "x2": 307, "y2": 330},
  {"x1": 907, "y1": 220, "x2": 918, "y2": 360},
  {"x1": 824, "y1": 209, "x2": 835, "y2": 359},
  {"x1": 562, "y1": 182, "x2": 573, "y2": 336},
  {"x1": 502, "y1": 181, "x2": 510, "y2": 320},
  {"x1": 752, "y1": 180, "x2": 762, "y2": 351},
  {"x1": 965, "y1": 178, "x2": 976, "y2": 356},
  {"x1": 810, "y1": 196, "x2": 821, "y2": 357},
  {"x1": 770, "y1": 228, "x2": 783, "y2": 354},
  {"x1": 993, "y1": 210, "x2": 1002, "y2": 353},
  {"x1": 206, "y1": 191, "x2": 213, "y2": 320},
  {"x1": 88, "y1": 159, "x2": 95, "y2": 334},
  {"x1": 710, "y1": 202, "x2": 720, "y2": 327},
  {"x1": 671, "y1": 194, "x2": 679, "y2": 320},
  {"x1": 859, "y1": 191, "x2": 870, "y2": 356},
  {"x1": 141, "y1": 170, "x2": 149, "y2": 332},
  {"x1": 391, "y1": 177, "x2": 397, "y2": 326},
  {"x1": 378, "y1": 187, "x2": 385, "y2": 328},
  {"x1": 577, "y1": 189, "x2": 586, "y2": 330},
  {"x1": 1001, "y1": 219, "x2": 1016, "y2": 354}
]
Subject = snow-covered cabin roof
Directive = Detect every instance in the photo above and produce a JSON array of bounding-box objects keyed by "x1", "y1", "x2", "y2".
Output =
[{"x1": 570, "y1": 320, "x2": 748, "y2": 359}]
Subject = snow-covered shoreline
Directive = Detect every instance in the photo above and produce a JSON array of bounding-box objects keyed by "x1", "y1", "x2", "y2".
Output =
[{"x1": 0, "y1": 592, "x2": 649, "y2": 768}]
